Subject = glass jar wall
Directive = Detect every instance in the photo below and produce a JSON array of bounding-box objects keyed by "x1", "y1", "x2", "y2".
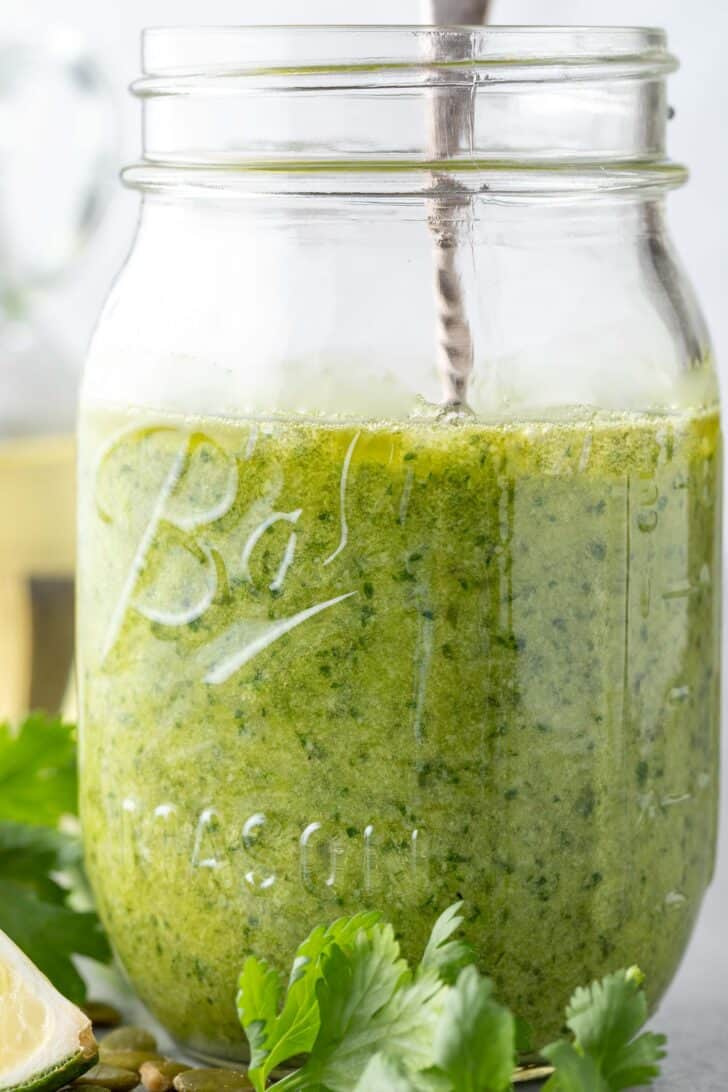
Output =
[{"x1": 77, "y1": 27, "x2": 721, "y2": 1060}]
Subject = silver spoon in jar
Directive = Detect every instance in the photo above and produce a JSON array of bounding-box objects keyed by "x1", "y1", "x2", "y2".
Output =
[{"x1": 423, "y1": 0, "x2": 491, "y2": 413}]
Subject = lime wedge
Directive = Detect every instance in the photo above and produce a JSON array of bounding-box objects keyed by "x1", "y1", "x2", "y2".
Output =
[{"x1": 0, "y1": 929, "x2": 98, "y2": 1092}]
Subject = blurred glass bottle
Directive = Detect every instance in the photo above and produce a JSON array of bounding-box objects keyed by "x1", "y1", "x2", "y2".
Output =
[{"x1": 0, "y1": 30, "x2": 115, "y2": 720}]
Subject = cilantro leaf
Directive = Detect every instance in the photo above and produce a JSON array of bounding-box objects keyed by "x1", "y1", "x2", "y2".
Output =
[
  {"x1": 237, "y1": 957, "x2": 282, "y2": 1081},
  {"x1": 432, "y1": 966, "x2": 515, "y2": 1092},
  {"x1": 0, "y1": 879, "x2": 109, "y2": 1003},
  {"x1": 544, "y1": 968, "x2": 666, "y2": 1091},
  {"x1": 296, "y1": 923, "x2": 447, "y2": 1091},
  {"x1": 0, "y1": 819, "x2": 111, "y2": 1003},
  {"x1": 354, "y1": 1054, "x2": 414, "y2": 1092},
  {"x1": 0, "y1": 819, "x2": 78, "y2": 903},
  {"x1": 604, "y1": 1031, "x2": 669, "y2": 1092},
  {"x1": 354, "y1": 1054, "x2": 450, "y2": 1091},
  {"x1": 237, "y1": 912, "x2": 381, "y2": 1091},
  {"x1": 235, "y1": 906, "x2": 668, "y2": 1092},
  {"x1": 0, "y1": 714, "x2": 78, "y2": 825},
  {"x1": 418, "y1": 901, "x2": 474, "y2": 985},
  {"x1": 565, "y1": 966, "x2": 648, "y2": 1058},
  {"x1": 542, "y1": 1041, "x2": 609, "y2": 1092}
]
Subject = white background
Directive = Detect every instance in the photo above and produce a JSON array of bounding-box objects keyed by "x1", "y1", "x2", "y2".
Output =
[{"x1": 1, "y1": 2, "x2": 725, "y2": 1082}]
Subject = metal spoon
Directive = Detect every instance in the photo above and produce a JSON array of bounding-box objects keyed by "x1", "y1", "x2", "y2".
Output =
[{"x1": 423, "y1": 0, "x2": 490, "y2": 411}]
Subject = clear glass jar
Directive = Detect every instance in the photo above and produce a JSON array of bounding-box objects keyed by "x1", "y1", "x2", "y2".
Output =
[{"x1": 77, "y1": 26, "x2": 721, "y2": 1061}]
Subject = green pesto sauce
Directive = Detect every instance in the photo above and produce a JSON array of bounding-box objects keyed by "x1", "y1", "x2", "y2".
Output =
[{"x1": 78, "y1": 405, "x2": 721, "y2": 1059}]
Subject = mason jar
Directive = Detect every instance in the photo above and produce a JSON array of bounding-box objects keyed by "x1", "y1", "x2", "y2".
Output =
[{"x1": 77, "y1": 26, "x2": 721, "y2": 1061}]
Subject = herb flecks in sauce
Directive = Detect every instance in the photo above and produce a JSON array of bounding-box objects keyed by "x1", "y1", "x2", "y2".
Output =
[{"x1": 78, "y1": 406, "x2": 721, "y2": 1058}]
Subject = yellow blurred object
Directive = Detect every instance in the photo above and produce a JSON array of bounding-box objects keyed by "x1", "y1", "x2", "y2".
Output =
[{"x1": 0, "y1": 434, "x2": 75, "y2": 722}]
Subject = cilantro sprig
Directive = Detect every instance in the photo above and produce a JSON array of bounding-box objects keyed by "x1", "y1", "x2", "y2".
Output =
[
  {"x1": 237, "y1": 905, "x2": 667, "y2": 1092},
  {"x1": 0, "y1": 713, "x2": 78, "y2": 825},
  {"x1": 237, "y1": 911, "x2": 381, "y2": 1086},
  {"x1": 0, "y1": 714, "x2": 111, "y2": 1002},
  {"x1": 543, "y1": 967, "x2": 667, "y2": 1092}
]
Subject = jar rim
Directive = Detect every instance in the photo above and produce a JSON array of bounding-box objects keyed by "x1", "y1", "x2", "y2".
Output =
[
  {"x1": 130, "y1": 24, "x2": 682, "y2": 194},
  {"x1": 140, "y1": 24, "x2": 674, "y2": 79}
]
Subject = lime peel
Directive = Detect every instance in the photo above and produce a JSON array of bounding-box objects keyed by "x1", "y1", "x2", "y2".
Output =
[{"x1": 0, "y1": 928, "x2": 98, "y2": 1092}]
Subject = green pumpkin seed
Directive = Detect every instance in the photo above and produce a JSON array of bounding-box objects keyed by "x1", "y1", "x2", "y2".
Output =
[
  {"x1": 83, "y1": 1002, "x2": 123, "y2": 1028},
  {"x1": 99, "y1": 1050, "x2": 163, "y2": 1073},
  {"x1": 73, "y1": 1064, "x2": 140, "y2": 1091},
  {"x1": 102, "y1": 1027, "x2": 158, "y2": 1053},
  {"x1": 140, "y1": 1060, "x2": 190, "y2": 1092},
  {"x1": 173, "y1": 1069, "x2": 252, "y2": 1092}
]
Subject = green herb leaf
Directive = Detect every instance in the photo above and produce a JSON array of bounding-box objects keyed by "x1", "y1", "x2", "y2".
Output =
[
  {"x1": 0, "y1": 821, "x2": 110, "y2": 1000},
  {"x1": 0, "y1": 819, "x2": 78, "y2": 903},
  {"x1": 603, "y1": 1031, "x2": 669, "y2": 1092},
  {"x1": 542, "y1": 1041, "x2": 609, "y2": 1092},
  {"x1": 0, "y1": 714, "x2": 77, "y2": 825},
  {"x1": 354, "y1": 1053, "x2": 450, "y2": 1092},
  {"x1": 296, "y1": 923, "x2": 447, "y2": 1091},
  {"x1": 418, "y1": 901, "x2": 474, "y2": 985},
  {"x1": 237, "y1": 911, "x2": 381, "y2": 1091},
  {"x1": 432, "y1": 966, "x2": 515, "y2": 1092},
  {"x1": 354, "y1": 1053, "x2": 413, "y2": 1092},
  {"x1": 236, "y1": 906, "x2": 667, "y2": 1092},
  {"x1": 543, "y1": 967, "x2": 666, "y2": 1091},
  {"x1": 236, "y1": 957, "x2": 283, "y2": 1085},
  {"x1": 0, "y1": 879, "x2": 109, "y2": 1003},
  {"x1": 0, "y1": 819, "x2": 110, "y2": 1003}
]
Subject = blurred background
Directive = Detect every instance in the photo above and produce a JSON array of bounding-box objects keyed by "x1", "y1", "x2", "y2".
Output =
[{"x1": 0, "y1": 2, "x2": 725, "y2": 1083}]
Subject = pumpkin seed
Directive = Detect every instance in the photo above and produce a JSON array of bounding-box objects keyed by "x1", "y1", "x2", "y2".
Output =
[
  {"x1": 173, "y1": 1069, "x2": 252, "y2": 1092},
  {"x1": 73, "y1": 1064, "x2": 140, "y2": 1091},
  {"x1": 102, "y1": 1028, "x2": 157, "y2": 1053},
  {"x1": 82, "y1": 1002, "x2": 123, "y2": 1028},
  {"x1": 140, "y1": 1059, "x2": 190, "y2": 1092},
  {"x1": 99, "y1": 1050, "x2": 163, "y2": 1073}
]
